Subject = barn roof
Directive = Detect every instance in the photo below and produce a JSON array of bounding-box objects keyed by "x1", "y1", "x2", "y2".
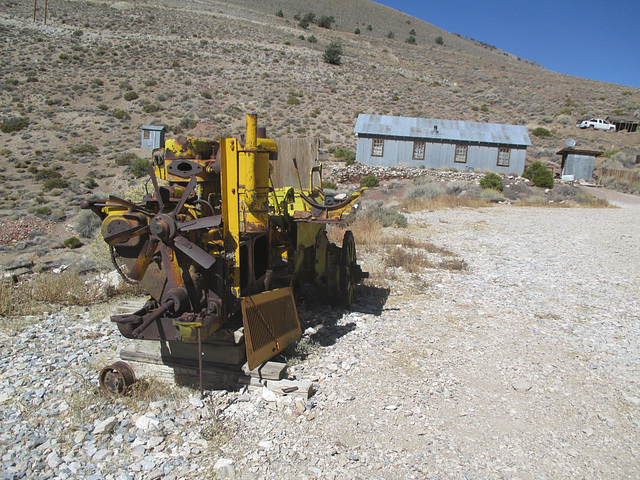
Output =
[{"x1": 354, "y1": 114, "x2": 532, "y2": 147}]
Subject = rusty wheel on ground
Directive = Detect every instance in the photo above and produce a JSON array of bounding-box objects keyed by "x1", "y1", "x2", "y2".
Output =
[
  {"x1": 339, "y1": 230, "x2": 359, "y2": 307},
  {"x1": 99, "y1": 361, "x2": 136, "y2": 396}
]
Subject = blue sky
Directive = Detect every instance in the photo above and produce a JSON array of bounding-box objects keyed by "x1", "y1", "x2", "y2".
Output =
[{"x1": 375, "y1": 0, "x2": 640, "y2": 88}]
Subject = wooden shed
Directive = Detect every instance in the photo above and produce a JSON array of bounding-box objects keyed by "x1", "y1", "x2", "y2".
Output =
[
  {"x1": 605, "y1": 115, "x2": 639, "y2": 133},
  {"x1": 140, "y1": 125, "x2": 166, "y2": 149},
  {"x1": 556, "y1": 147, "x2": 603, "y2": 181},
  {"x1": 354, "y1": 114, "x2": 531, "y2": 175}
]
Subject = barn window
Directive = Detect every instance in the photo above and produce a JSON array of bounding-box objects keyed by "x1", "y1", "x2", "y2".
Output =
[
  {"x1": 497, "y1": 148, "x2": 510, "y2": 167},
  {"x1": 412, "y1": 141, "x2": 425, "y2": 160},
  {"x1": 454, "y1": 144, "x2": 468, "y2": 163},
  {"x1": 372, "y1": 138, "x2": 384, "y2": 157},
  {"x1": 143, "y1": 130, "x2": 150, "y2": 140}
]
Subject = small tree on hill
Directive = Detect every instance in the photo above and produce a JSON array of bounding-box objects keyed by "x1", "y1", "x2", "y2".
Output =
[
  {"x1": 323, "y1": 41, "x2": 342, "y2": 65},
  {"x1": 318, "y1": 16, "x2": 334, "y2": 29}
]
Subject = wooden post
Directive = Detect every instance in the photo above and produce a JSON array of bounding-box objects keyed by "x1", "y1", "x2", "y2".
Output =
[
  {"x1": 44, "y1": 0, "x2": 48, "y2": 24},
  {"x1": 33, "y1": 0, "x2": 37, "y2": 22}
]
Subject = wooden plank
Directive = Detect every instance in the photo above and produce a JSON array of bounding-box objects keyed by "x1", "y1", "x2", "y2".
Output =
[
  {"x1": 245, "y1": 361, "x2": 288, "y2": 381},
  {"x1": 126, "y1": 360, "x2": 239, "y2": 390},
  {"x1": 120, "y1": 339, "x2": 246, "y2": 367}
]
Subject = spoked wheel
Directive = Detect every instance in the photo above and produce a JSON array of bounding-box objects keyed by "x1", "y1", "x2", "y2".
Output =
[
  {"x1": 339, "y1": 230, "x2": 365, "y2": 307},
  {"x1": 99, "y1": 361, "x2": 136, "y2": 396}
]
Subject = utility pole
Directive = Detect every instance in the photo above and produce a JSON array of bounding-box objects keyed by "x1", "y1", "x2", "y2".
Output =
[{"x1": 33, "y1": 0, "x2": 49, "y2": 24}]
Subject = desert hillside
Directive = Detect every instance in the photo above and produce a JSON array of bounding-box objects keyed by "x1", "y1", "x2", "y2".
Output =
[{"x1": 0, "y1": 0, "x2": 638, "y2": 255}]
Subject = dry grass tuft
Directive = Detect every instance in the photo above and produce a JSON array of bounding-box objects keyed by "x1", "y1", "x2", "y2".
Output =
[
  {"x1": 0, "y1": 271, "x2": 144, "y2": 318},
  {"x1": 438, "y1": 258, "x2": 469, "y2": 271},
  {"x1": 383, "y1": 245, "x2": 468, "y2": 273},
  {"x1": 328, "y1": 217, "x2": 385, "y2": 247},
  {"x1": 384, "y1": 235, "x2": 455, "y2": 255},
  {"x1": 401, "y1": 195, "x2": 490, "y2": 212},
  {"x1": 516, "y1": 194, "x2": 613, "y2": 208},
  {"x1": 384, "y1": 247, "x2": 433, "y2": 272}
]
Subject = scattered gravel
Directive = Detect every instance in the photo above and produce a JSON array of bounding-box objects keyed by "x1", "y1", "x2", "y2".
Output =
[
  {"x1": 1, "y1": 196, "x2": 639, "y2": 479},
  {"x1": 0, "y1": 216, "x2": 54, "y2": 246}
]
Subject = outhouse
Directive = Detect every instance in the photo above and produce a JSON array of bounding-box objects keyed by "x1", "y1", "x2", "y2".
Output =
[{"x1": 140, "y1": 125, "x2": 166, "y2": 149}]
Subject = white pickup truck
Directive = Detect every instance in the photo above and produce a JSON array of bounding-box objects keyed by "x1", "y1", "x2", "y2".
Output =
[{"x1": 576, "y1": 118, "x2": 616, "y2": 131}]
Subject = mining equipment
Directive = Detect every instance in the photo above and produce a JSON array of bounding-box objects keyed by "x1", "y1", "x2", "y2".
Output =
[{"x1": 82, "y1": 114, "x2": 368, "y2": 395}]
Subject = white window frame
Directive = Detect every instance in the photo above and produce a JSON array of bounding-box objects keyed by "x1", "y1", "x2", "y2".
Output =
[
  {"x1": 497, "y1": 147, "x2": 510, "y2": 167},
  {"x1": 412, "y1": 141, "x2": 425, "y2": 160},
  {"x1": 454, "y1": 144, "x2": 468, "y2": 163},
  {"x1": 372, "y1": 138, "x2": 384, "y2": 157}
]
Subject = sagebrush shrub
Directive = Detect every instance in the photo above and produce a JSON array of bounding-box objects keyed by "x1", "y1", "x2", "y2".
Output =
[
  {"x1": 445, "y1": 181, "x2": 479, "y2": 196},
  {"x1": 532, "y1": 127, "x2": 551, "y2": 138},
  {"x1": 333, "y1": 147, "x2": 355, "y2": 163},
  {"x1": 1, "y1": 116, "x2": 29, "y2": 133},
  {"x1": 360, "y1": 202, "x2": 407, "y2": 228},
  {"x1": 35, "y1": 169, "x2": 62, "y2": 181},
  {"x1": 480, "y1": 189, "x2": 505, "y2": 203},
  {"x1": 360, "y1": 175, "x2": 379, "y2": 188},
  {"x1": 404, "y1": 181, "x2": 444, "y2": 199},
  {"x1": 112, "y1": 109, "x2": 130, "y2": 120},
  {"x1": 115, "y1": 153, "x2": 137, "y2": 166},
  {"x1": 131, "y1": 158, "x2": 150, "y2": 178},
  {"x1": 64, "y1": 237, "x2": 82, "y2": 249},
  {"x1": 69, "y1": 144, "x2": 98, "y2": 155},
  {"x1": 73, "y1": 210, "x2": 101, "y2": 238},
  {"x1": 43, "y1": 178, "x2": 68, "y2": 190}
]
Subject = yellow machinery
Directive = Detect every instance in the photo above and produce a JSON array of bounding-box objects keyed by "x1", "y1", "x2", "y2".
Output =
[{"x1": 83, "y1": 114, "x2": 367, "y2": 393}]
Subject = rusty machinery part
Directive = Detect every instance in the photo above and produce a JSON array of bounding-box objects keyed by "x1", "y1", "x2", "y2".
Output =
[
  {"x1": 109, "y1": 245, "x2": 138, "y2": 285},
  {"x1": 339, "y1": 230, "x2": 369, "y2": 307},
  {"x1": 99, "y1": 361, "x2": 136, "y2": 396},
  {"x1": 106, "y1": 165, "x2": 220, "y2": 283}
]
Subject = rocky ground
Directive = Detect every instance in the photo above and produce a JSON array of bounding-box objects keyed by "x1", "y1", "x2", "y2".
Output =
[{"x1": 1, "y1": 194, "x2": 639, "y2": 479}]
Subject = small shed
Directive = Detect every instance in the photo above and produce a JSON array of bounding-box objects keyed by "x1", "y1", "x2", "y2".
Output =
[
  {"x1": 605, "y1": 115, "x2": 639, "y2": 133},
  {"x1": 140, "y1": 125, "x2": 166, "y2": 149},
  {"x1": 354, "y1": 114, "x2": 532, "y2": 175},
  {"x1": 556, "y1": 147, "x2": 603, "y2": 181}
]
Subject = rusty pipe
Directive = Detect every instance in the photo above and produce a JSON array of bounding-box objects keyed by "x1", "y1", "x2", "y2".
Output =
[{"x1": 132, "y1": 299, "x2": 175, "y2": 337}]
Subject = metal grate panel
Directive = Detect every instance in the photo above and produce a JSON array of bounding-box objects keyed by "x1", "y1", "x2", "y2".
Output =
[{"x1": 241, "y1": 287, "x2": 301, "y2": 370}]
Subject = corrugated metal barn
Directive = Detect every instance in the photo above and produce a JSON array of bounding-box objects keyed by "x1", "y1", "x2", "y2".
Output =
[{"x1": 354, "y1": 114, "x2": 532, "y2": 175}]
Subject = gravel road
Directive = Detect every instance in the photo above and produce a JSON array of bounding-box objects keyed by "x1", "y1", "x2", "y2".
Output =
[{"x1": 2, "y1": 196, "x2": 639, "y2": 479}]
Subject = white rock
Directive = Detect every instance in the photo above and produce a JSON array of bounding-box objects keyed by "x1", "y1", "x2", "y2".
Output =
[
  {"x1": 512, "y1": 380, "x2": 533, "y2": 392},
  {"x1": 46, "y1": 451, "x2": 61, "y2": 469},
  {"x1": 261, "y1": 386, "x2": 277, "y2": 403},
  {"x1": 94, "y1": 416, "x2": 117, "y2": 434},
  {"x1": 135, "y1": 415, "x2": 160, "y2": 431},
  {"x1": 214, "y1": 458, "x2": 236, "y2": 479}
]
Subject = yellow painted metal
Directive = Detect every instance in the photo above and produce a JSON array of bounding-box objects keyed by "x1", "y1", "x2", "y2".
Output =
[
  {"x1": 220, "y1": 137, "x2": 241, "y2": 300},
  {"x1": 173, "y1": 317, "x2": 223, "y2": 343},
  {"x1": 237, "y1": 114, "x2": 270, "y2": 232},
  {"x1": 241, "y1": 287, "x2": 301, "y2": 370}
]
